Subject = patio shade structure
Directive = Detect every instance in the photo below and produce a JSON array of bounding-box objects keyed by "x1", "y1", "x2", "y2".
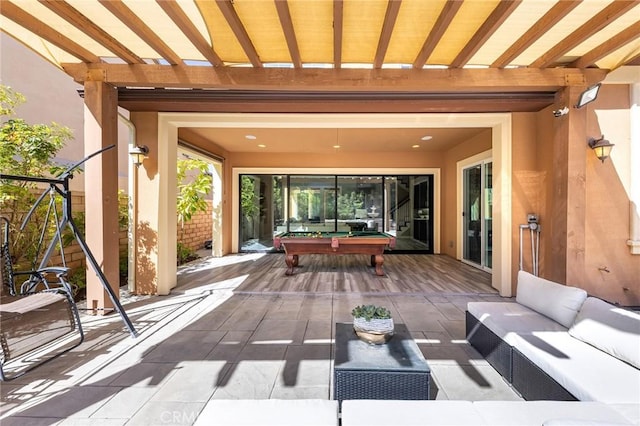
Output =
[
  {"x1": 1, "y1": 0, "x2": 639, "y2": 308},
  {"x1": 1, "y1": 1, "x2": 638, "y2": 88}
]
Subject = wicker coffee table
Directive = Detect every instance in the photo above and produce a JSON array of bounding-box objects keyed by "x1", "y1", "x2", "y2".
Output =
[{"x1": 333, "y1": 322, "x2": 431, "y2": 404}]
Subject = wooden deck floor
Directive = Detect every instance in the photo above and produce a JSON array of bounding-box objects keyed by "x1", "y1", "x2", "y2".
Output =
[{"x1": 178, "y1": 253, "x2": 495, "y2": 296}]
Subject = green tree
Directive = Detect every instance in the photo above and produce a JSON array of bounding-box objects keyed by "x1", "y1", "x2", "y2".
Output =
[
  {"x1": 176, "y1": 157, "x2": 212, "y2": 263},
  {"x1": 0, "y1": 85, "x2": 73, "y2": 269},
  {"x1": 240, "y1": 176, "x2": 259, "y2": 238}
]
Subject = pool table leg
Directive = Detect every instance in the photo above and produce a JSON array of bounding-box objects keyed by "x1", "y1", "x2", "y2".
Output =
[
  {"x1": 285, "y1": 254, "x2": 299, "y2": 275},
  {"x1": 371, "y1": 254, "x2": 385, "y2": 276}
]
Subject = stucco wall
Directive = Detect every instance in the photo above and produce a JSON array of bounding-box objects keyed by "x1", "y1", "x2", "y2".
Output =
[
  {"x1": 513, "y1": 86, "x2": 639, "y2": 306},
  {"x1": 441, "y1": 130, "x2": 493, "y2": 258}
]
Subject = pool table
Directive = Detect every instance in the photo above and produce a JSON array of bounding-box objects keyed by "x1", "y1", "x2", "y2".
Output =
[{"x1": 273, "y1": 231, "x2": 396, "y2": 276}]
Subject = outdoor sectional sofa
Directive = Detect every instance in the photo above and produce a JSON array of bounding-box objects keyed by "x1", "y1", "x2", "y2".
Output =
[
  {"x1": 466, "y1": 270, "x2": 640, "y2": 404},
  {"x1": 190, "y1": 271, "x2": 640, "y2": 425}
]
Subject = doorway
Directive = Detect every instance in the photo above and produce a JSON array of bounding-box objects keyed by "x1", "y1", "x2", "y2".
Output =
[{"x1": 462, "y1": 161, "x2": 492, "y2": 271}]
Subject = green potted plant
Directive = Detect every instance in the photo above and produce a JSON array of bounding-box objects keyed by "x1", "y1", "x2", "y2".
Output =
[{"x1": 351, "y1": 304, "x2": 394, "y2": 344}]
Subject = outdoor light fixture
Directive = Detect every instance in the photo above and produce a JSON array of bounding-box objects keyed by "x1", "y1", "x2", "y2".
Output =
[
  {"x1": 575, "y1": 83, "x2": 601, "y2": 108},
  {"x1": 588, "y1": 136, "x2": 614, "y2": 163},
  {"x1": 128, "y1": 145, "x2": 149, "y2": 166}
]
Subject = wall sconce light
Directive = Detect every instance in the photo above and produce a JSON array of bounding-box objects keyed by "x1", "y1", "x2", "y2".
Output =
[
  {"x1": 588, "y1": 136, "x2": 614, "y2": 163},
  {"x1": 128, "y1": 145, "x2": 149, "y2": 166},
  {"x1": 575, "y1": 83, "x2": 601, "y2": 108}
]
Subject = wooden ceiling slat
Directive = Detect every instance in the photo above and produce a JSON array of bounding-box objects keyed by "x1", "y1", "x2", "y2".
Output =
[
  {"x1": 0, "y1": 1, "x2": 99, "y2": 63},
  {"x1": 492, "y1": 0, "x2": 582, "y2": 68},
  {"x1": 570, "y1": 20, "x2": 640, "y2": 69},
  {"x1": 275, "y1": 0, "x2": 301, "y2": 68},
  {"x1": 531, "y1": 1, "x2": 640, "y2": 68},
  {"x1": 373, "y1": 0, "x2": 402, "y2": 69},
  {"x1": 99, "y1": 0, "x2": 182, "y2": 66},
  {"x1": 413, "y1": 0, "x2": 463, "y2": 69},
  {"x1": 61, "y1": 62, "x2": 607, "y2": 91},
  {"x1": 158, "y1": 0, "x2": 223, "y2": 67},
  {"x1": 450, "y1": 0, "x2": 521, "y2": 68},
  {"x1": 39, "y1": 0, "x2": 144, "y2": 64},
  {"x1": 333, "y1": 0, "x2": 343, "y2": 68},
  {"x1": 215, "y1": 0, "x2": 262, "y2": 68}
]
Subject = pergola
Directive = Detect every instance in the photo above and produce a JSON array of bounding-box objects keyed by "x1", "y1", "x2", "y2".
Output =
[{"x1": 2, "y1": 0, "x2": 639, "y2": 310}]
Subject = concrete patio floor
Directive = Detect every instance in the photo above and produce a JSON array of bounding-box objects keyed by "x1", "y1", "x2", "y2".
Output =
[{"x1": 0, "y1": 254, "x2": 521, "y2": 425}]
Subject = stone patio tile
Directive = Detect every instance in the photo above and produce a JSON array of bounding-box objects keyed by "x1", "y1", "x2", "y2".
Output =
[
  {"x1": 303, "y1": 320, "x2": 333, "y2": 342},
  {"x1": 298, "y1": 296, "x2": 334, "y2": 321},
  {"x1": 212, "y1": 360, "x2": 283, "y2": 399},
  {"x1": 429, "y1": 364, "x2": 522, "y2": 401},
  {"x1": 89, "y1": 386, "x2": 158, "y2": 419},
  {"x1": 250, "y1": 319, "x2": 308, "y2": 345},
  {"x1": 0, "y1": 417, "x2": 62, "y2": 425},
  {"x1": 439, "y1": 319, "x2": 467, "y2": 339},
  {"x1": 61, "y1": 419, "x2": 127, "y2": 425},
  {"x1": 108, "y1": 362, "x2": 179, "y2": 387},
  {"x1": 127, "y1": 401, "x2": 205, "y2": 426},
  {"x1": 206, "y1": 331, "x2": 252, "y2": 362},
  {"x1": 149, "y1": 360, "x2": 230, "y2": 402},
  {"x1": 143, "y1": 330, "x2": 226, "y2": 363},
  {"x1": 419, "y1": 343, "x2": 484, "y2": 366},
  {"x1": 270, "y1": 385, "x2": 330, "y2": 400},
  {"x1": 433, "y1": 302, "x2": 466, "y2": 320},
  {"x1": 279, "y1": 345, "x2": 332, "y2": 387}
]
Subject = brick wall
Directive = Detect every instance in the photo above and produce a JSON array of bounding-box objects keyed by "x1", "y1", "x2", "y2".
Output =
[{"x1": 177, "y1": 200, "x2": 213, "y2": 252}]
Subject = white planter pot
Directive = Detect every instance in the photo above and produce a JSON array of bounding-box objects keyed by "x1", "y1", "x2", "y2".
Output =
[{"x1": 353, "y1": 317, "x2": 394, "y2": 344}]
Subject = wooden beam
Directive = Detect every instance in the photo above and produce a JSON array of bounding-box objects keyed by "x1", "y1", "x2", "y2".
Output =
[
  {"x1": 531, "y1": 1, "x2": 640, "y2": 68},
  {"x1": 161, "y1": 0, "x2": 223, "y2": 67},
  {"x1": 99, "y1": 0, "x2": 182, "y2": 66},
  {"x1": 492, "y1": 1, "x2": 582, "y2": 68},
  {"x1": 274, "y1": 0, "x2": 302, "y2": 68},
  {"x1": 61, "y1": 63, "x2": 608, "y2": 91},
  {"x1": 39, "y1": 0, "x2": 144, "y2": 64},
  {"x1": 374, "y1": 0, "x2": 402, "y2": 69},
  {"x1": 215, "y1": 0, "x2": 262, "y2": 67},
  {"x1": 569, "y1": 20, "x2": 640, "y2": 69},
  {"x1": 450, "y1": 0, "x2": 522, "y2": 68},
  {"x1": 333, "y1": 0, "x2": 343, "y2": 68},
  {"x1": 413, "y1": 0, "x2": 462, "y2": 69},
  {"x1": 116, "y1": 88, "x2": 556, "y2": 113},
  {"x1": 0, "y1": 1, "x2": 100, "y2": 63}
]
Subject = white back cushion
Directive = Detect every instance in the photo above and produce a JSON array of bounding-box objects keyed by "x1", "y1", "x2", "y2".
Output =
[
  {"x1": 515, "y1": 271, "x2": 587, "y2": 328},
  {"x1": 569, "y1": 297, "x2": 640, "y2": 369}
]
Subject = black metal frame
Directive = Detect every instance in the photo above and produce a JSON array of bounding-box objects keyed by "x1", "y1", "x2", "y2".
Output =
[
  {"x1": 465, "y1": 310, "x2": 577, "y2": 401},
  {"x1": 1, "y1": 217, "x2": 85, "y2": 381},
  {"x1": 0, "y1": 145, "x2": 137, "y2": 338}
]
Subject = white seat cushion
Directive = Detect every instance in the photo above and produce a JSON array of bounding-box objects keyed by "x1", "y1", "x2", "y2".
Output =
[
  {"x1": 569, "y1": 297, "x2": 640, "y2": 369},
  {"x1": 474, "y1": 401, "x2": 633, "y2": 426},
  {"x1": 511, "y1": 331, "x2": 640, "y2": 403},
  {"x1": 341, "y1": 400, "x2": 482, "y2": 426},
  {"x1": 194, "y1": 399, "x2": 338, "y2": 426},
  {"x1": 516, "y1": 271, "x2": 587, "y2": 328},
  {"x1": 467, "y1": 302, "x2": 567, "y2": 346}
]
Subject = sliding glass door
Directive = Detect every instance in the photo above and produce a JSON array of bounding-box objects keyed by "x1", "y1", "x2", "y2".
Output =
[
  {"x1": 462, "y1": 161, "x2": 492, "y2": 271},
  {"x1": 238, "y1": 173, "x2": 434, "y2": 253}
]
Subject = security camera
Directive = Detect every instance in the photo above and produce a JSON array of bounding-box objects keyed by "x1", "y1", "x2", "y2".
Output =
[{"x1": 553, "y1": 107, "x2": 569, "y2": 117}]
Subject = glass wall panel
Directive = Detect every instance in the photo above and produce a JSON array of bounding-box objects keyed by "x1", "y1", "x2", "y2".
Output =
[
  {"x1": 239, "y1": 174, "x2": 285, "y2": 251},
  {"x1": 336, "y1": 176, "x2": 382, "y2": 232},
  {"x1": 289, "y1": 176, "x2": 336, "y2": 232},
  {"x1": 239, "y1": 173, "x2": 433, "y2": 253}
]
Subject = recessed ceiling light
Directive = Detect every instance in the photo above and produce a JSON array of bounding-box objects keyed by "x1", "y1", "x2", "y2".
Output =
[
  {"x1": 421, "y1": 135, "x2": 433, "y2": 141},
  {"x1": 258, "y1": 144, "x2": 266, "y2": 148},
  {"x1": 412, "y1": 144, "x2": 420, "y2": 148},
  {"x1": 245, "y1": 134, "x2": 257, "y2": 140},
  {"x1": 333, "y1": 145, "x2": 341, "y2": 149}
]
